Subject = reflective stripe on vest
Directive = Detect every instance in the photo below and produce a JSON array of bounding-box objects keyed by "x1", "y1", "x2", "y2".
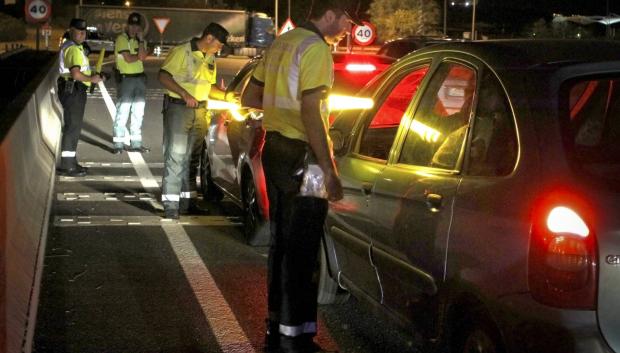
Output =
[
  {"x1": 59, "y1": 41, "x2": 90, "y2": 76},
  {"x1": 278, "y1": 321, "x2": 317, "y2": 337}
]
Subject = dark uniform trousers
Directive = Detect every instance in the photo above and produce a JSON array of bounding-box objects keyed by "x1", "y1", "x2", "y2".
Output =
[
  {"x1": 262, "y1": 131, "x2": 329, "y2": 352},
  {"x1": 58, "y1": 79, "x2": 87, "y2": 170},
  {"x1": 162, "y1": 100, "x2": 209, "y2": 211}
]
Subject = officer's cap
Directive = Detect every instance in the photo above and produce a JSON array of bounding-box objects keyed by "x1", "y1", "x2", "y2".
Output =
[
  {"x1": 127, "y1": 12, "x2": 142, "y2": 26},
  {"x1": 203, "y1": 22, "x2": 229, "y2": 44},
  {"x1": 69, "y1": 18, "x2": 87, "y2": 30}
]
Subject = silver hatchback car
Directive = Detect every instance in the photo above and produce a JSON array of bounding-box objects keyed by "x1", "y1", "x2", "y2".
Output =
[{"x1": 320, "y1": 40, "x2": 620, "y2": 353}]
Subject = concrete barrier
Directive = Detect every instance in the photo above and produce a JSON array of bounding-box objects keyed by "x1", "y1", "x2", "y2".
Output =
[{"x1": 0, "y1": 51, "x2": 61, "y2": 353}]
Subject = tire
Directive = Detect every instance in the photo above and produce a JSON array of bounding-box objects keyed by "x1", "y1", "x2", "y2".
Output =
[
  {"x1": 200, "y1": 143, "x2": 224, "y2": 202},
  {"x1": 242, "y1": 176, "x2": 269, "y2": 246},
  {"x1": 317, "y1": 239, "x2": 349, "y2": 305},
  {"x1": 454, "y1": 316, "x2": 503, "y2": 353}
]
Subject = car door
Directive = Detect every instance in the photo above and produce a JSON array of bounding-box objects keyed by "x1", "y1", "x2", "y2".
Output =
[
  {"x1": 209, "y1": 62, "x2": 256, "y2": 197},
  {"x1": 368, "y1": 60, "x2": 478, "y2": 320},
  {"x1": 328, "y1": 61, "x2": 431, "y2": 302}
]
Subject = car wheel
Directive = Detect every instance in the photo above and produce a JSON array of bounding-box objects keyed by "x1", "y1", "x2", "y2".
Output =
[
  {"x1": 455, "y1": 316, "x2": 503, "y2": 353},
  {"x1": 242, "y1": 176, "x2": 269, "y2": 246},
  {"x1": 200, "y1": 143, "x2": 224, "y2": 201},
  {"x1": 317, "y1": 239, "x2": 349, "y2": 305}
]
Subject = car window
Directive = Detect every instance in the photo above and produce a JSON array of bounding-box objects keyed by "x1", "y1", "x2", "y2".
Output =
[
  {"x1": 399, "y1": 62, "x2": 476, "y2": 169},
  {"x1": 467, "y1": 71, "x2": 518, "y2": 176},
  {"x1": 229, "y1": 62, "x2": 257, "y2": 96},
  {"x1": 356, "y1": 65, "x2": 430, "y2": 160},
  {"x1": 563, "y1": 76, "x2": 620, "y2": 188}
]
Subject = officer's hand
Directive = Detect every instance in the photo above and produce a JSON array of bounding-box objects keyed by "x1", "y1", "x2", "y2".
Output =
[
  {"x1": 325, "y1": 169, "x2": 344, "y2": 202},
  {"x1": 91, "y1": 74, "x2": 102, "y2": 84},
  {"x1": 182, "y1": 92, "x2": 198, "y2": 108}
]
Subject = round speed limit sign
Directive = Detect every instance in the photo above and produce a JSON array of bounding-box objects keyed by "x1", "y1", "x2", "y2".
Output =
[
  {"x1": 25, "y1": 0, "x2": 51, "y2": 24},
  {"x1": 352, "y1": 21, "x2": 376, "y2": 46}
]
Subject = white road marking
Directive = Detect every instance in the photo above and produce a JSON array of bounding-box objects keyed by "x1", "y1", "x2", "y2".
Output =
[
  {"x1": 98, "y1": 81, "x2": 255, "y2": 352},
  {"x1": 162, "y1": 224, "x2": 256, "y2": 353}
]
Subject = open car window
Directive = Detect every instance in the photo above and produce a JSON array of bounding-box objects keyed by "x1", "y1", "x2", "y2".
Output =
[{"x1": 399, "y1": 62, "x2": 476, "y2": 170}]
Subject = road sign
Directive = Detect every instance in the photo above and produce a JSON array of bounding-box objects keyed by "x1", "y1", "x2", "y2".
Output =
[
  {"x1": 24, "y1": 0, "x2": 51, "y2": 24},
  {"x1": 352, "y1": 21, "x2": 376, "y2": 46},
  {"x1": 277, "y1": 18, "x2": 295, "y2": 36},
  {"x1": 41, "y1": 23, "x2": 52, "y2": 36},
  {"x1": 152, "y1": 17, "x2": 171, "y2": 34}
]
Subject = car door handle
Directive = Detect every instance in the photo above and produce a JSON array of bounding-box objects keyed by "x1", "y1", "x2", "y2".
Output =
[
  {"x1": 425, "y1": 193, "x2": 443, "y2": 212},
  {"x1": 361, "y1": 182, "x2": 373, "y2": 195}
]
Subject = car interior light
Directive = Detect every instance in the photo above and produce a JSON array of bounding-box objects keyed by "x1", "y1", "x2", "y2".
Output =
[
  {"x1": 345, "y1": 63, "x2": 376, "y2": 72},
  {"x1": 328, "y1": 95, "x2": 374, "y2": 111},
  {"x1": 410, "y1": 120, "x2": 441, "y2": 142},
  {"x1": 546, "y1": 206, "x2": 589, "y2": 237}
]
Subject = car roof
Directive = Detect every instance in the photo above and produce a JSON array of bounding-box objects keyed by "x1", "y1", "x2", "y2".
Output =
[{"x1": 411, "y1": 39, "x2": 620, "y2": 71}]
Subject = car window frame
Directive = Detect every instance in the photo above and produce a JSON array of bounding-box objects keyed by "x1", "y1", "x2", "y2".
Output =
[
  {"x1": 460, "y1": 65, "x2": 520, "y2": 178},
  {"x1": 348, "y1": 57, "x2": 435, "y2": 164},
  {"x1": 390, "y1": 57, "x2": 481, "y2": 174}
]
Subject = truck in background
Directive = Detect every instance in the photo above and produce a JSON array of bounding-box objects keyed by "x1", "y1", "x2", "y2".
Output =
[{"x1": 77, "y1": 5, "x2": 274, "y2": 57}]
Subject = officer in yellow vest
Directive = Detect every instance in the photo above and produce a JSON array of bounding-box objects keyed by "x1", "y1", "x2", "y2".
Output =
[
  {"x1": 158, "y1": 23, "x2": 229, "y2": 219},
  {"x1": 57, "y1": 18, "x2": 103, "y2": 177},
  {"x1": 112, "y1": 12, "x2": 149, "y2": 154},
  {"x1": 242, "y1": 1, "x2": 356, "y2": 351}
]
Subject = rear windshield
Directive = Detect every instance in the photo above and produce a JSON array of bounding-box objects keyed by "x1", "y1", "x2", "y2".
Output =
[{"x1": 563, "y1": 77, "x2": 620, "y2": 186}]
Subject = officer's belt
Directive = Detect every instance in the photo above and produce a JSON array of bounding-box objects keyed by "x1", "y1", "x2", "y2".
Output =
[
  {"x1": 119, "y1": 72, "x2": 145, "y2": 78},
  {"x1": 166, "y1": 95, "x2": 207, "y2": 108}
]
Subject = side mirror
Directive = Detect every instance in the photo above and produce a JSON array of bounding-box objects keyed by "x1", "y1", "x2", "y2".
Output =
[{"x1": 329, "y1": 128, "x2": 346, "y2": 154}]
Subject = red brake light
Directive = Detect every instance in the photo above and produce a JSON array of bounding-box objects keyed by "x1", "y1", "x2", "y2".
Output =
[
  {"x1": 529, "y1": 193, "x2": 598, "y2": 309},
  {"x1": 345, "y1": 63, "x2": 376, "y2": 72}
]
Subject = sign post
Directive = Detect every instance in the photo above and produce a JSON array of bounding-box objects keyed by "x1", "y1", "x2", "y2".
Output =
[
  {"x1": 152, "y1": 17, "x2": 171, "y2": 52},
  {"x1": 41, "y1": 23, "x2": 52, "y2": 50},
  {"x1": 352, "y1": 21, "x2": 377, "y2": 47},
  {"x1": 24, "y1": 0, "x2": 52, "y2": 50}
]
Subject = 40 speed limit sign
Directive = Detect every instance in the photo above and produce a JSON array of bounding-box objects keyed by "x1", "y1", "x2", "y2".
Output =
[
  {"x1": 352, "y1": 21, "x2": 376, "y2": 46},
  {"x1": 25, "y1": 0, "x2": 51, "y2": 24}
]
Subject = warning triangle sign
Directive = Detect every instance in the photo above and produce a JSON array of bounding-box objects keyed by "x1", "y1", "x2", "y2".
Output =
[
  {"x1": 152, "y1": 17, "x2": 171, "y2": 34},
  {"x1": 278, "y1": 18, "x2": 295, "y2": 36}
]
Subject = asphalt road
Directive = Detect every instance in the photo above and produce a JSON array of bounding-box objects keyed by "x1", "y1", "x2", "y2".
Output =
[{"x1": 32, "y1": 56, "x2": 420, "y2": 353}]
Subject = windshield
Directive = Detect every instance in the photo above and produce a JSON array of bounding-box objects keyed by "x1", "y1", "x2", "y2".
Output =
[{"x1": 563, "y1": 77, "x2": 620, "y2": 187}]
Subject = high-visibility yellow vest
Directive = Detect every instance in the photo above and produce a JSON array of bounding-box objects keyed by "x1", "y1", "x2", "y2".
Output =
[
  {"x1": 115, "y1": 32, "x2": 145, "y2": 74},
  {"x1": 252, "y1": 25, "x2": 334, "y2": 143},
  {"x1": 59, "y1": 41, "x2": 92, "y2": 87},
  {"x1": 160, "y1": 39, "x2": 217, "y2": 102}
]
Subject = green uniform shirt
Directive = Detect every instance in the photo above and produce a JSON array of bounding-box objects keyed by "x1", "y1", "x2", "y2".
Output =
[
  {"x1": 115, "y1": 32, "x2": 144, "y2": 74},
  {"x1": 252, "y1": 24, "x2": 333, "y2": 143},
  {"x1": 161, "y1": 38, "x2": 217, "y2": 102},
  {"x1": 61, "y1": 43, "x2": 92, "y2": 87}
]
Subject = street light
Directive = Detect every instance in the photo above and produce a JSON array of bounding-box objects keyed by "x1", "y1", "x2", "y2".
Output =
[{"x1": 125, "y1": 1, "x2": 131, "y2": 7}]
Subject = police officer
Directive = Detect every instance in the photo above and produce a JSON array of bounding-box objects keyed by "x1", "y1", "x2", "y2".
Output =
[
  {"x1": 57, "y1": 18, "x2": 103, "y2": 176},
  {"x1": 241, "y1": 1, "x2": 354, "y2": 351},
  {"x1": 112, "y1": 12, "x2": 149, "y2": 154},
  {"x1": 158, "y1": 23, "x2": 229, "y2": 219}
]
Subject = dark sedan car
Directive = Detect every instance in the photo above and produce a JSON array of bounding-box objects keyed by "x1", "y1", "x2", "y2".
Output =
[
  {"x1": 319, "y1": 40, "x2": 620, "y2": 353},
  {"x1": 201, "y1": 52, "x2": 395, "y2": 245},
  {"x1": 377, "y1": 36, "x2": 460, "y2": 58}
]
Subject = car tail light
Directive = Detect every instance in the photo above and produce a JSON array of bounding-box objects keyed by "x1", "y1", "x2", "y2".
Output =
[
  {"x1": 345, "y1": 63, "x2": 376, "y2": 72},
  {"x1": 529, "y1": 193, "x2": 598, "y2": 309}
]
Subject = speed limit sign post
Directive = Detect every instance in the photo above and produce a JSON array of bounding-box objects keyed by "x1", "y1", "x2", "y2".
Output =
[
  {"x1": 25, "y1": 0, "x2": 52, "y2": 50},
  {"x1": 352, "y1": 21, "x2": 377, "y2": 46}
]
